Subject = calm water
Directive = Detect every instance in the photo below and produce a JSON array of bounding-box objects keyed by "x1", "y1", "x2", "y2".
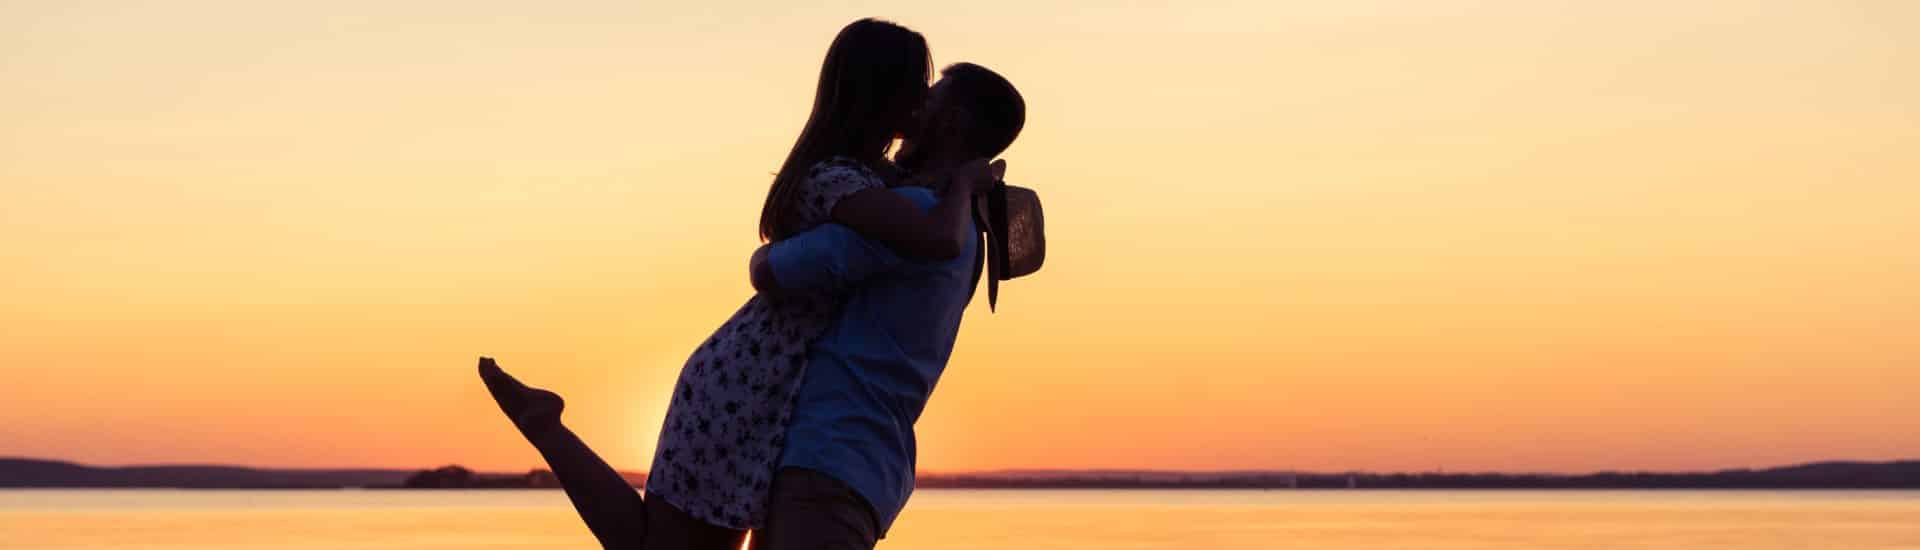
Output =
[{"x1": 4, "y1": 489, "x2": 1918, "y2": 549}]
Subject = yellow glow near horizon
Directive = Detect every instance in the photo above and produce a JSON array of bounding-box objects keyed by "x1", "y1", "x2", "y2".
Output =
[{"x1": 2, "y1": 1, "x2": 1917, "y2": 474}]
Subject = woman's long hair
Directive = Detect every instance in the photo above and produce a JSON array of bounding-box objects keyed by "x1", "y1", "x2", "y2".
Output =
[{"x1": 758, "y1": 18, "x2": 930, "y2": 242}]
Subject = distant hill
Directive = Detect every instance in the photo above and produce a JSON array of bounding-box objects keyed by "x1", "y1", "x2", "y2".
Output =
[
  {"x1": 0, "y1": 457, "x2": 647, "y2": 489},
  {"x1": 4, "y1": 456, "x2": 1917, "y2": 489},
  {"x1": 0, "y1": 457, "x2": 417, "y2": 488}
]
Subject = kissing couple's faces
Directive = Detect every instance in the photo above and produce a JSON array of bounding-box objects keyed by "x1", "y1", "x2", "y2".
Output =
[{"x1": 899, "y1": 77, "x2": 973, "y2": 165}]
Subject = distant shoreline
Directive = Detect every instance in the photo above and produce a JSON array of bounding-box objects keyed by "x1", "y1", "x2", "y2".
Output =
[{"x1": 4, "y1": 457, "x2": 1917, "y2": 490}]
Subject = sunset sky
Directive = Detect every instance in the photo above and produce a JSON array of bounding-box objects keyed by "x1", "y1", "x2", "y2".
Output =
[{"x1": 3, "y1": 1, "x2": 1917, "y2": 475}]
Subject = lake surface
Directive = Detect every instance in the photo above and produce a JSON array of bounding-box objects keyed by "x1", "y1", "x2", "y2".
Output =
[{"x1": 4, "y1": 489, "x2": 1918, "y2": 549}]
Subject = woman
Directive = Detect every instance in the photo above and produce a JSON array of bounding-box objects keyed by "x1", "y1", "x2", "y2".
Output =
[{"x1": 476, "y1": 18, "x2": 1000, "y2": 550}]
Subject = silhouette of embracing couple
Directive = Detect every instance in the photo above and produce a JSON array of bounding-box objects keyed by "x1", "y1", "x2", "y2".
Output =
[{"x1": 478, "y1": 18, "x2": 1044, "y2": 550}]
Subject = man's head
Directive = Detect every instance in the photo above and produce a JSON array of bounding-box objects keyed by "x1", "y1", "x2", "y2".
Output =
[{"x1": 898, "y1": 63, "x2": 1025, "y2": 171}]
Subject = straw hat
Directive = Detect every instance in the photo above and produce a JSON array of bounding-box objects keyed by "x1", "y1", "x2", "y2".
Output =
[{"x1": 974, "y1": 181, "x2": 1044, "y2": 311}]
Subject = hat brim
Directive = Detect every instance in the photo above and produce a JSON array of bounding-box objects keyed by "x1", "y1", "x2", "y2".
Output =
[{"x1": 1000, "y1": 185, "x2": 1044, "y2": 279}]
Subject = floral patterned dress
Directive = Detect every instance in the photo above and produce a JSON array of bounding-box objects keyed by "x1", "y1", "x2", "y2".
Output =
[{"x1": 646, "y1": 156, "x2": 887, "y2": 529}]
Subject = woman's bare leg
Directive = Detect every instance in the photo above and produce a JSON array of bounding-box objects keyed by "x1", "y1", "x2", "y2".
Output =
[{"x1": 478, "y1": 357, "x2": 649, "y2": 549}]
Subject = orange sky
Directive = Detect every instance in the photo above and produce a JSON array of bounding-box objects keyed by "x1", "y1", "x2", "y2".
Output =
[{"x1": 2, "y1": 1, "x2": 1917, "y2": 474}]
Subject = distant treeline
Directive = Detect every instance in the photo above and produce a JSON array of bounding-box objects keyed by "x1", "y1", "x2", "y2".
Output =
[
  {"x1": 7, "y1": 457, "x2": 1918, "y2": 489},
  {"x1": 401, "y1": 465, "x2": 565, "y2": 489},
  {"x1": 397, "y1": 465, "x2": 646, "y2": 489},
  {"x1": 918, "y1": 461, "x2": 1920, "y2": 489},
  {"x1": 252, "y1": 459, "x2": 1920, "y2": 490}
]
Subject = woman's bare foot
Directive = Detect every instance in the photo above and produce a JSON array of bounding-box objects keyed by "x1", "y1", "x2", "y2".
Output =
[{"x1": 477, "y1": 356, "x2": 564, "y2": 437}]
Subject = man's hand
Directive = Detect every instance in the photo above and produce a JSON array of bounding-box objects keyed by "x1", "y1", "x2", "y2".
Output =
[{"x1": 949, "y1": 158, "x2": 1007, "y2": 198}]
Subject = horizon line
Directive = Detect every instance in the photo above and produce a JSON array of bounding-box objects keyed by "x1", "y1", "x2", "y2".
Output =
[{"x1": 9, "y1": 455, "x2": 1916, "y2": 478}]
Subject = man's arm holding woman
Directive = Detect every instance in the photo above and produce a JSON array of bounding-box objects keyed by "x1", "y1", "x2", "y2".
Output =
[{"x1": 750, "y1": 187, "x2": 950, "y2": 294}]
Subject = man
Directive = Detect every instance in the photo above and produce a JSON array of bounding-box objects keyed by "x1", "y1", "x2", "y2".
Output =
[{"x1": 748, "y1": 63, "x2": 1028, "y2": 550}]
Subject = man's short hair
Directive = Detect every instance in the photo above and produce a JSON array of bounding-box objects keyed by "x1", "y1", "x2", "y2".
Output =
[{"x1": 942, "y1": 63, "x2": 1025, "y2": 158}]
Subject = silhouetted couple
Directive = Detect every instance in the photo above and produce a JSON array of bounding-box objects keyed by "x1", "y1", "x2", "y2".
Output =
[{"x1": 479, "y1": 17, "x2": 1041, "y2": 550}]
